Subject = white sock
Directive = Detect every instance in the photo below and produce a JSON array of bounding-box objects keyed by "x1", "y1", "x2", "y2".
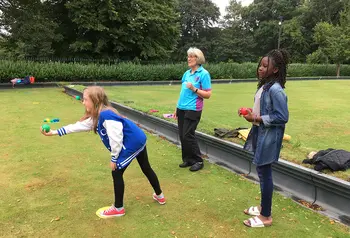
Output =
[{"x1": 116, "y1": 206, "x2": 124, "y2": 211}]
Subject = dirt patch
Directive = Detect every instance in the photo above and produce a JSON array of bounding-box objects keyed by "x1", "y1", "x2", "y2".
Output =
[
  {"x1": 298, "y1": 199, "x2": 325, "y2": 211},
  {"x1": 25, "y1": 179, "x2": 47, "y2": 191},
  {"x1": 2, "y1": 153, "x2": 9, "y2": 159}
]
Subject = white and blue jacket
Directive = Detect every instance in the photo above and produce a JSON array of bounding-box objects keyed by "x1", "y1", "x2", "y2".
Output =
[{"x1": 56, "y1": 109, "x2": 146, "y2": 169}]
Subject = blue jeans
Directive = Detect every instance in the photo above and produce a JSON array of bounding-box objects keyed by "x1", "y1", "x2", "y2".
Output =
[{"x1": 256, "y1": 164, "x2": 273, "y2": 217}]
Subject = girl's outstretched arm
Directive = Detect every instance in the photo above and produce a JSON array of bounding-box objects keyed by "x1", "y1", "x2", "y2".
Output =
[{"x1": 40, "y1": 118, "x2": 93, "y2": 136}]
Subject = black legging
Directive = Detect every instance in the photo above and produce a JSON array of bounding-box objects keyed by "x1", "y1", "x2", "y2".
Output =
[{"x1": 111, "y1": 146, "x2": 162, "y2": 208}]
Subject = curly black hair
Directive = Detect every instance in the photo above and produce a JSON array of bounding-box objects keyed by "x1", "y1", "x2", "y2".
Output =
[{"x1": 257, "y1": 49, "x2": 290, "y2": 89}]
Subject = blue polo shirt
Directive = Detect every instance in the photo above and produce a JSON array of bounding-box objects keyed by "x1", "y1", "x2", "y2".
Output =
[{"x1": 177, "y1": 66, "x2": 212, "y2": 111}]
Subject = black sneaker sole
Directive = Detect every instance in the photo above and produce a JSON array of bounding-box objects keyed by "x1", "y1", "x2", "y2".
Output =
[{"x1": 179, "y1": 163, "x2": 194, "y2": 168}]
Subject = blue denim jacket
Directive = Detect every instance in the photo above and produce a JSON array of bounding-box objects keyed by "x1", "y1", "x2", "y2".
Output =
[{"x1": 243, "y1": 82, "x2": 289, "y2": 166}]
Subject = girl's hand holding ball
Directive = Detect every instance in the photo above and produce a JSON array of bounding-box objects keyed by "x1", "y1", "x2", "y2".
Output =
[
  {"x1": 238, "y1": 107, "x2": 252, "y2": 116},
  {"x1": 40, "y1": 124, "x2": 53, "y2": 136},
  {"x1": 237, "y1": 107, "x2": 259, "y2": 123}
]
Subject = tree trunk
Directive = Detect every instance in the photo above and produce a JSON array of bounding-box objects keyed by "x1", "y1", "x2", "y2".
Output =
[{"x1": 336, "y1": 63, "x2": 340, "y2": 77}]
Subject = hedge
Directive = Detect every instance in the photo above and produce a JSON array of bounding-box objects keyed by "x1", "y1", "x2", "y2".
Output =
[{"x1": 0, "y1": 60, "x2": 349, "y2": 83}]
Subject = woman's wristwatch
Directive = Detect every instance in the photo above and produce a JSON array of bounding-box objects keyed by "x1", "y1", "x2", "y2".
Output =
[{"x1": 194, "y1": 88, "x2": 198, "y2": 93}]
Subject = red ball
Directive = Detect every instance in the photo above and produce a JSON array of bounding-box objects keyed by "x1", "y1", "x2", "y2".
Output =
[{"x1": 239, "y1": 107, "x2": 252, "y2": 116}]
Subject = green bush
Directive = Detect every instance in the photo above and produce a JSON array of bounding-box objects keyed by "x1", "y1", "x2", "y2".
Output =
[
  {"x1": 306, "y1": 49, "x2": 329, "y2": 64},
  {"x1": 0, "y1": 60, "x2": 349, "y2": 83}
]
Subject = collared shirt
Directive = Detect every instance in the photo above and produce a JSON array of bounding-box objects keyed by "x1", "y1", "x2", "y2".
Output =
[{"x1": 177, "y1": 66, "x2": 211, "y2": 111}]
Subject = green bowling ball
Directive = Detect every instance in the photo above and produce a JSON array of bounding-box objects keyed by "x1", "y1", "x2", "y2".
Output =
[{"x1": 42, "y1": 124, "x2": 50, "y2": 133}]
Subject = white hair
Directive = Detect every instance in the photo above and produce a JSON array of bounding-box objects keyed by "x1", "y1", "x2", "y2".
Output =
[{"x1": 187, "y1": 47, "x2": 205, "y2": 65}]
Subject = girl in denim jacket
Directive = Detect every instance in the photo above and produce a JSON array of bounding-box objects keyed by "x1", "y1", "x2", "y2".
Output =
[{"x1": 239, "y1": 49, "x2": 289, "y2": 228}]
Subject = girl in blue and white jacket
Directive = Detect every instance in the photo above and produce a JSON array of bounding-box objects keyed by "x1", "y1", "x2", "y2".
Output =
[{"x1": 41, "y1": 86, "x2": 165, "y2": 218}]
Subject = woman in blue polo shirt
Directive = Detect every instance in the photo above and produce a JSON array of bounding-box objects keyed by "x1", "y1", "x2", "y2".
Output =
[{"x1": 174, "y1": 47, "x2": 212, "y2": 172}]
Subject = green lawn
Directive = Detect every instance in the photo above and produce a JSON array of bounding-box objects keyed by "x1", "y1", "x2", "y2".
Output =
[
  {"x1": 1, "y1": 88, "x2": 349, "y2": 237},
  {"x1": 74, "y1": 81, "x2": 350, "y2": 181}
]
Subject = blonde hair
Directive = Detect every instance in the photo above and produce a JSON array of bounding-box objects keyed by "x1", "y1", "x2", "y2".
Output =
[
  {"x1": 81, "y1": 86, "x2": 121, "y2": 133},
  {"x1": 187, "y1": 47, "x2": 205, "y2": 65}
]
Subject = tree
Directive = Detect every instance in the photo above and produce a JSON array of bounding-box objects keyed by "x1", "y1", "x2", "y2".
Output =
[
  {"x1": 306, "y1": 49, "x2": 329, "y2": 64},
  {"x1": 216, "y1": 0, "x2": 255, "y2": 62},
  {"x1": 0, "y1": 0, "x2": 62, "y2": 58},
  {"x1": 235, "y1": 0, "x2": 303, "y2": 59},
  {"x1": 43, "y1": 0, "x2": 78, "y2": 57},
  {"x1": 280, "y1": 17, "x2": 310, "y2": 62},
  {"x1": 301, "y1": 0, "x2": 344, "y2": 27},
  {"x1": 65, "y1": 0, "x2": 179, "y2": 59},
  {"x1": 312, "y1": 5, "x2": 350, "y2": 76},
  {"x1": 214, "y1": 26, "x2": 255, "y2": 62},
  {"x1": 1, "y1": 0, "x2": 179, "y2": 59},
  {"x1": 132, "y1": 0, "x2": 180, "y2": 59},
  {"x1": 174, "y1": 0, "x2": 220, "y2": 61},
  {"x1": 0, "y1": 36, "x2": 6, "y2": 57},
  {"x1": 298, "y1": 0, "x2": 346, "y2": 59}
]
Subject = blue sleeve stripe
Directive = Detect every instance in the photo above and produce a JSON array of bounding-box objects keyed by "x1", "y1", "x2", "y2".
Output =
[
  {"x1": 57, "y1": 128, "x2": 66, "y2": 136},
  {"x1": 111, "y1": 156, "x2": 117, "y2": 163}
]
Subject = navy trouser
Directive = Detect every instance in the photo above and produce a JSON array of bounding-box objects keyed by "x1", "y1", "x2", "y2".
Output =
[
  {"x1": 176, "y1": 108, "x2": 202, "y2": 164},
  {"x1": 257, "y1": 163, "x2": 273, "y2": 217}
]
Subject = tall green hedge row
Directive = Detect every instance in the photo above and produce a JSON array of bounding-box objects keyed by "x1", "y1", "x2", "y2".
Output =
[{"x1": 0, "y1": 60, "x2": 349, "y2": 83}]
